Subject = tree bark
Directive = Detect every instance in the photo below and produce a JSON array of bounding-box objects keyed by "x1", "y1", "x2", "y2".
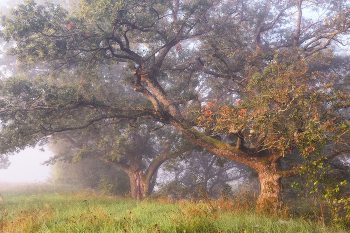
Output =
[
  {"x1": 148, "y1": 170, "x2": 158, "y2": 196},
  {"x1": 128, "y1": 169, "x2": 147, "y2": 200},
  {"x1": 255, "y1": 160, "x2": 283, "y2": 212},
  {"x1": 127, "y1": 168, "x2": 157, "y2": 200},
  {"x1": 125, "y1": 148, "x2": 170, "y2": 200}
]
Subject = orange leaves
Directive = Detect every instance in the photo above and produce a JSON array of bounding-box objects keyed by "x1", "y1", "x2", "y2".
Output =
[
  {"x1": 302, "y1": 146, "x2": 317, "y2": 156},
  {"x1": 197, "y1": 101, "x2": 250, "y2": 134},
  {"x1": 206, "y1": 102, "x2": 215, "y2": 108},
  {"x1": 198, "y1": 52, "x2": 347, "y2": 155},
  {"x1": 319, "y1": 119, "x2": 337, "y2": 135},
  {"x1": 67, "y1": 21, "x2": 73, "y2": 30},
  {"x1": 203, "y1": 102, "x2": 215, "y2": 119},
  {"x1": 204, "y1": 109, "x2": 213, "y2": 119},
  {"x1": 237, "y1": 108, "x2": 247, "y2": 116},
  {"x1": 219, "y1": 106, "x2": 229, "y2": 118}
]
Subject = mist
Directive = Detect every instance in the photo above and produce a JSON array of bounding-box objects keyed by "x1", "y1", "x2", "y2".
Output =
[{"x1": 0, "y1": 147, "x2": 53, "y2": 183}]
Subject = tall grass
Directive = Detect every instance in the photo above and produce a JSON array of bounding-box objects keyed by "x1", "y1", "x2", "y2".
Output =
[{"x1": 0, "y1": 183, "x2": 348, "y2": 232}]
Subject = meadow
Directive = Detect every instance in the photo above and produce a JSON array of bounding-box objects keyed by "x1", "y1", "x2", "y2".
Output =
[{"x1": 0, "y1": 183, "x2": 348, "y2": 233}]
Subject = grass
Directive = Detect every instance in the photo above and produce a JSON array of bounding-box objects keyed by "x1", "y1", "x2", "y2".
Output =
[{"x1": 0, "y1": 183, "x2": 349, "y2": 232}]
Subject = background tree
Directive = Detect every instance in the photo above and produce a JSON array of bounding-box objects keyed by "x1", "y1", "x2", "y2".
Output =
[
  {"x1": 47, "y1": 120, "x2": 185, "y2": 200},
  {"x1": 158, "y1": 149, "x2": 253, "y2": 199},
  {"x1": 53, "y1": 159, "x2": 131, "y2": 196},
  {"x1": 48, "y1": 138, "x2": 130, "y2": 195},
  {"x1": 0, "y1": 0, "x2": 350, "y2": 211}
]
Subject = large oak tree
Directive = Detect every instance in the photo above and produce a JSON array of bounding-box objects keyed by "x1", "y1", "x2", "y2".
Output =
[{"x1": 1, "y1": 0, "x2": 350, "y2": 210}]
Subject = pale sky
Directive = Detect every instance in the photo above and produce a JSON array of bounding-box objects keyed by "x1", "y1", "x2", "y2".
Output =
[
  {"x1": 0, "y1": 0, "x2": 9, "y2": 7},
  {"x1": 0, "y1": 147, "x2": 53, "y2": 183}
]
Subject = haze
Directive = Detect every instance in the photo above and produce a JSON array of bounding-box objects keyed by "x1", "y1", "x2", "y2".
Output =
[{"x1": 0, "y1": 147, "x2": 53, "y2": 183}]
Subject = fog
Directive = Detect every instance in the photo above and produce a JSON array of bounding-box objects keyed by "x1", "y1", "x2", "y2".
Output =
[{"x1": 0, "y1": 148, "x2": 53, "y2": 183}]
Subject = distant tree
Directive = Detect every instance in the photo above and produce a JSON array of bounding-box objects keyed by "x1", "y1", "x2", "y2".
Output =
[
  {"x1": 53, "y1": 158, "x2": 131, "y2": 196},
  {"x1": 159, "y1": 150, "x2": 252, "y2": 199},
  {"x1": 46, "y1": 120, "x2": 189, "y2": 200},
  {"x1": 49, "y1": 139, "x2": 130, "y2": 196}
]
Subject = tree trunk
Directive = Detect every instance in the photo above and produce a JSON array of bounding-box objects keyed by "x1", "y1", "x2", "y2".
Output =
[
  {"x1": 255, "y1": 161, "x2": 283, "y2": 212},
  {"x1": 100, "y1": 149, "x2": 168, "y2": 201},
  {"x1": 128, "y1": 169, "x2": 148, "y2": 200},
  {"x1": 166, "y1": 120, "x2": 289, "y2": 210},
  {"x1": 147, "y1": 170, "x2": 158, "y2": 196},
  {"x1": 127, "y1": 168, "x2": 158, "y2": 200}
]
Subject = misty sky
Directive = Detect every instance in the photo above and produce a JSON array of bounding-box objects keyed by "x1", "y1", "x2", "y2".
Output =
[
  {"x1": 0, "y1": 0, "x2": 8, "y2": 6},
  {"x1": 0, "y1": 148, "x2": 53, "y2": 183}
]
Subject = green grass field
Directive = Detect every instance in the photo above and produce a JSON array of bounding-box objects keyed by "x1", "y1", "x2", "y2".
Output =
[{"x1": 0, "y1": 183, "x2": 348, "y2": 233}]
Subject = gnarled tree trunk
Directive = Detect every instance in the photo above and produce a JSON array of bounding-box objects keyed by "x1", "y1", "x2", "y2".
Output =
[
  {"x1": 255, "y1": 162, "x2": 283, "y2": 211},
  {"x1": 119, "y1": 149, "x2": 169, "y2": 200},
  {"x1": 128, "y1": 169, "x2": 147, "y2": 200},
  {"x1": 127, "y1": 168, "x2": 158, "y2": 200}
]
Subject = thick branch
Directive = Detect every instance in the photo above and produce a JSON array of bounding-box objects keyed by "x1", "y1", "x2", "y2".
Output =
[
  {"x1": 293, "y1": 0, "x2": 303, "y2": 49},
  {"x1": 133, "y1": 69, "x2": 164, "y2": 115},
  {"x1": 255, "y1": 131, "x2": 267, "y2": 153},
  {"x1": 143, "y1": 146, "x2": 171, "y2": 185},
  {"x1": 96, "y1": 155, "x2": 131, "y2": 173},
  {"x1": 169, "y1": 119, "x2": 259, "y2": 169}
]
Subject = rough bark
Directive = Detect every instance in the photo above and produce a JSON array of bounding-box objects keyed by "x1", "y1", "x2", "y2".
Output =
[
  {"x1": 127, "y1": 168, "x2": 157, "y2": 200},
  {"x1": 169, "y1": 119, "x2": 286, "y2": 210},
  {"x1": 121, "y1": 147, "x2": 171, "y2": 200},
  {"x1": 148, "y1": 170, "x2": 158, "y2": 196},
  {"x1": 256, "y1": 162, "x2": 283, "y2": 212},
  {"x1": 128, "y1": 169, "x2": 146, "y2": 200}
]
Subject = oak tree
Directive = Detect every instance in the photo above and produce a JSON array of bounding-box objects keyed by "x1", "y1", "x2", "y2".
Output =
[
  {"x1": 1, "y1": 0, "x2": 350, "y2": 210},
  {"x1": 48, "y1": 121, "x2": 181, "y2": 200}
]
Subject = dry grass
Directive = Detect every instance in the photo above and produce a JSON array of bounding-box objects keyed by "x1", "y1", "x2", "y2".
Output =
[{"x1": 0, "y1": 184, "x2": 349, "y2": 232}]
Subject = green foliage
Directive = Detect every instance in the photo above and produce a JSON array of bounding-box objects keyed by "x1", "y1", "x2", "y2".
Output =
[{"x1": 97, "y1": 175, "x2": 114, "y2": 195}]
